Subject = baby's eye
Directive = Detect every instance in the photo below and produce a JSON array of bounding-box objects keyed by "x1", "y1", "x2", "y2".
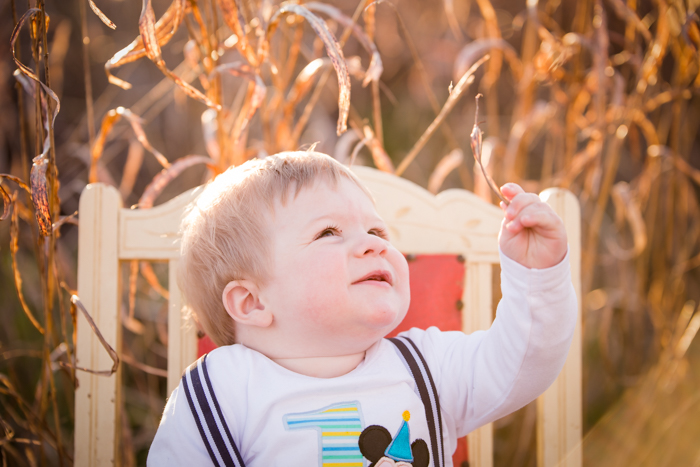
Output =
[
  {"x1": 316, "y1": 225, "x2": 341, "y2": 240},
  {"x1": 368, "y1": 227, "x2": 388, "y2": 240}
]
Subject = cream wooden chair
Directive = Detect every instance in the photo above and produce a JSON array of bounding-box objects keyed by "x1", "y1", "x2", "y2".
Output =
[{"x1": 75, "y1": 166, "x2": 581, "y2": 467}]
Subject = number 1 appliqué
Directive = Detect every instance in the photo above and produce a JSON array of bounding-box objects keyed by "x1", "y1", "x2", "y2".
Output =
[{"x1": 283, "y1": 401, "x2": 365, "y2": 467}]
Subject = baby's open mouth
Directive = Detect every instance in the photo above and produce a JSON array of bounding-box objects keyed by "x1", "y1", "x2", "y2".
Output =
[{"x1": 354, "y1": 270, "x2": 393, "y2": 286}]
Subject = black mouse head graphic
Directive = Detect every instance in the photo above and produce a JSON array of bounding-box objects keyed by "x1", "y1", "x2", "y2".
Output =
[{"x1": 358, "y1": 411, "x2": 429, "y2": 467}]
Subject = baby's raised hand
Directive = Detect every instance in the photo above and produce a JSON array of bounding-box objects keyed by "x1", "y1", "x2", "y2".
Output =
[{"x1": 498, "y1": 183, "x2": 567, "y2": 270}]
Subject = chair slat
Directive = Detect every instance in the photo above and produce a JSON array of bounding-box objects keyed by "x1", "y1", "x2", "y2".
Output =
[
  {"x1": 464, "y1": 261, "x2": 495, "y2": 467},
  {"x1": 538, "y1": 188, "x2": 583, "y2": 467},
  {"x1": 76, "y1": 184, "x2": 122, "y2": 467},
  {"x1": 167, "y1": 258, "x2": 198, "y2": 394}
]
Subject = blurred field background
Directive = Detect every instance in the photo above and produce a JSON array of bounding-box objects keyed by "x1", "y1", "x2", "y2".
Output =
[{"x1": 2, "y1": 0, "x2": 700, "y2": 465}]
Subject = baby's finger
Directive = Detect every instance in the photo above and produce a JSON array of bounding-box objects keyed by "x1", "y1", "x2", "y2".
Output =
[
  {"x1": 503, "y1": 192, "x2": 541, "y2": 220},
  {"x1": 500, "y1": 183, "x2": 525, "y2": 202},
  {"x1": 517, "y1": 203, "x2": 563, "y2": 232}
]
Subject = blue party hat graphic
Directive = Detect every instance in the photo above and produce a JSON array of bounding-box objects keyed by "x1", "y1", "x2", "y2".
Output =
[{"x1": 384, "y1": 411, "x2": 414, "y2": 462}]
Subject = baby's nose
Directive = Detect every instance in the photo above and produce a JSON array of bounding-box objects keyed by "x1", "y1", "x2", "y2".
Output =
[{"x1": 357, "y1": 232, "x2": 388, "y2": 257}]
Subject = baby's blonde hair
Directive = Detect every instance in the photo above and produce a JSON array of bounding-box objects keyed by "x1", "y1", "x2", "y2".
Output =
[{"x1": 178, "y1": 151, "x2": 371, "y2": 346}]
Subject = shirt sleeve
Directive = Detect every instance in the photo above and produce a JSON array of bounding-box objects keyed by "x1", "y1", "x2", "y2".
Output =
[
  {"x1": 147, "y1": 384, "x2": 214, "y2": 466},
  {"x1": 401, "y1": 247, "x2": 578, "y2": 437}
]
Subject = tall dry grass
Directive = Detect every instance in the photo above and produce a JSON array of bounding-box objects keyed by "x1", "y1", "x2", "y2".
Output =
[{"x1": 1, "y1": 0, "x2": 700, "y2": 465}]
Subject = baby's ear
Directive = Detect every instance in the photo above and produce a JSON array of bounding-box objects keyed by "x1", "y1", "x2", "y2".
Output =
[{"x1": 222, "y1": 280, "x2": 272, "y2": 328}]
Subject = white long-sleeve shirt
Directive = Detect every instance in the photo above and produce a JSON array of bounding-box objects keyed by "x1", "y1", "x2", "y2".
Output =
[{"x1": 148, "y1": 250, "x2": 577, "y2": 466}]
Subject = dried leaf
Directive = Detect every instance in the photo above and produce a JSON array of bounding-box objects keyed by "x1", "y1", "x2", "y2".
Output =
[
  {"x1": 559, "y1": 139, "x2": 601, "y2": 188},
  {"x1": 286, "y1": 58, "x2": 330, "y2": 111},
  {"x1": 428, "y1": 149, "x2": 464, "y2": 194},
  {"x1": 211, "y1": 62, "x2": 267, "y2": 139},
  {"x1": 88, "y1": 0, "x2": 117, "y2": 29},
  {"x1": 673, "y1": 151, "x2": 700, "y2": 188},
  {"x1": 140, "y1": 262, "x2": 169, "y2": 300},
  {"x1": 0, "y1": 175, "x2": 31, "y2": 195},
  {"x1": 120, "y1": 352, "x2": 167, "y2": 378},
  {"x1": 119, "y1": 108, "x2": 170, "y2": 167},
  {"x1": 604, "y1": 0, "x2": 652, "y2": 42},
  {"x1": 125, "y1": 260, "x2": 144, "y2": 334},
  {"x1": 58, "y1": 294, "x2": 119, "y2": 376},
  {"x1": 105, "y1": 0, "x2": 188, "y2": 89},
  {"x1": 13, "y1": 69, "x2": 48, "y2": 117},
  {"x1": 363, "y1": 126, "x2": 394, "y2": 173},
  {"x1": 90, "y1": 109, "x2": 121, "y2": 184},
  {"x1": 675, "y1": 310, "x2": 700, "y2": 359},
  {"x1": 11, "y1": 10, "x2": 60, "y2": 124},
  {"x1": 156, "y1": 302, "x2": 168, "y2": 346},
  {"x1": 278, "y1": 58, "x2": 331, "y2": 145},
  {"x1": 345, "y1": 56, "x2": 368, "y2": 80},
  {"x1": 444, "y1": 0, "x2": 464, "y2": 40},
  {"x1": 607, "y1": 182, "x2": 647, "y2": 260},
  {"x1": 137, "y1": 0, "x2": 219, "y2": 109},
  {"x1": 334, "y1": 130, "x2": 360, "y2": 164},
  {"x1": 349, "y1": 136, "x2": 368, "y2": 167},
  {"x1": 139, "y1": 0, "x2": 162, "y2": 63},
  {"x1": 52, "y1": 211, "x2": 79, "y2": 232},
  {"x1": 503, "y1": 101, "x2": 556, "y2": 180},
  {"x1": 139, "y1": 155, "x2": 215, "y2": 208},
  {"x1": 10, "y1": 195, "x2": 44, "y2": 334},
  {"x1": 396, "y1": 55, "x2": 490, "y2": 176},
  {"x1": 11, "y1": 10, "x2": 61, "y2": 160},
  {"x1": 218, "y1": 0, "x2": 259, "y2": 66},
  {"x1": 0, "y1": 185, "x2": 10, "y2": 221},
  {"x1": 91, "y1": 107, "x2": 170, "y2": 184},
  {"x1": 268, "y1": 4, "x2": 351, "y2": 135},
  {"x1": 637, "y1": 1, "x2": 669, "y2": 93},
  {"x1": 454, "y1": 38, "x2": 523, "y2": 83},
  {"x1": 119, "y1": 139, "x2": 145, "y2": 199},
  {"x1": 183, "y1": 39, "x2": 201, "y2": 70},
  {"x1": 473, "y1": 137, "x2": 500, "y2": 202},
  {"x1": 201, "y1": 109, "x2": 220, "y2": 161},
  {"x1": 30, "y1": 155, "x2": 52, "y2": 236},
  {"x1": 470, "y1": 94, "x2": 508, "y2": 205},
  {"x1": 306, "y1": 2, "x2": 383, "y2": 86}
]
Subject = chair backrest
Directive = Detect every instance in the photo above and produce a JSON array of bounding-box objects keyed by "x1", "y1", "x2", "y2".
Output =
[{"x1": 75, "y1": 166, "x2": 581, "y2": 467}]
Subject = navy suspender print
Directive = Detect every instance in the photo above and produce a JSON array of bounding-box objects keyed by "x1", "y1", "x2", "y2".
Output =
[
  {"x1": 182, "y1": 354, "x2": 246, "y2": 467},
  {"x1": 389, "y1": 336, "x2": 446, "y2": 467},
  {"x1": 184, "y1": 340, "x2": 445, "y2": 467}
]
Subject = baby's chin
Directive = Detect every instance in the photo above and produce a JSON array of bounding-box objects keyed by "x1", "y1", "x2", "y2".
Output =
[{"x1": 357, "y1": 304, "x2": 408, "y2": 334}]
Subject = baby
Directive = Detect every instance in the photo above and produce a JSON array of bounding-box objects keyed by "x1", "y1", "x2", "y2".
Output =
[{"x1": 148, "y1": 151, "x2": 577, "y2": 467}]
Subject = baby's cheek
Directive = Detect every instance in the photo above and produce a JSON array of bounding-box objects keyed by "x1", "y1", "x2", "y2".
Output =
[{"x1": 394, "y1": 252, "x2": 411, "y2": 296}]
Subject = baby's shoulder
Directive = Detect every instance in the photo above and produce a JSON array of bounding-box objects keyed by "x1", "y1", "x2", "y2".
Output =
[
  {"x1": 395, "y1": 326, "x2": 473, "y2": 350},
  {"x1": 199, "y1": 343, "x2": 259, "y2": 385}
]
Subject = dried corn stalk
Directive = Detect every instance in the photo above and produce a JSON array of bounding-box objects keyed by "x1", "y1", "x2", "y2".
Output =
[
  {"x1": 470, "y1": 94, "x2": 509, "y2": 206},
  {"x1": 138, "y1": 0, "x2": 218, "y2": 109},
  {"x1": 428, "y1": 149, "x2": 464, "y2": 194},
  {"x1": 105, "y1": 0, "x2": 188, "y2": 89},
  {"x1": 10, "y1": 194, "x2": 44, "y2": 334},
  {"x1": 305, "y1": 2, "x2": 383, "y2": 86},
  {"x1": 90, "y1": 107, "x2": 170, "y2": 184},
  {"x1": 30, "y1": 155, "x2": 52, "y2": 236},
  {"x1": 88, "y1": 0, "x2": 116, "y2": 29},
  {"x1": 0, "y1": 185, "x2": 10, "y2": 221},
  {"x1": 396, "y1": 55, "x2": 490, "y2": 176},
  {"x1": 139, "y1": 155, "x2": 216, "y2": 209},
  {"x1": 267, "y1": 4, "x2": 351, "y2": 136}
]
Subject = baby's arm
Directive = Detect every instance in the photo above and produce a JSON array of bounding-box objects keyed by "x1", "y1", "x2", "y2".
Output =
[{"x1": 408, "y1": 184, "x2": 577, "y2": 436}]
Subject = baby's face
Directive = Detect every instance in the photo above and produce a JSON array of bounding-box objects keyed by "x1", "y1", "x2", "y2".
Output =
[{"x1": 258, "y1": 176, "x2": 410, "y2": 358}]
